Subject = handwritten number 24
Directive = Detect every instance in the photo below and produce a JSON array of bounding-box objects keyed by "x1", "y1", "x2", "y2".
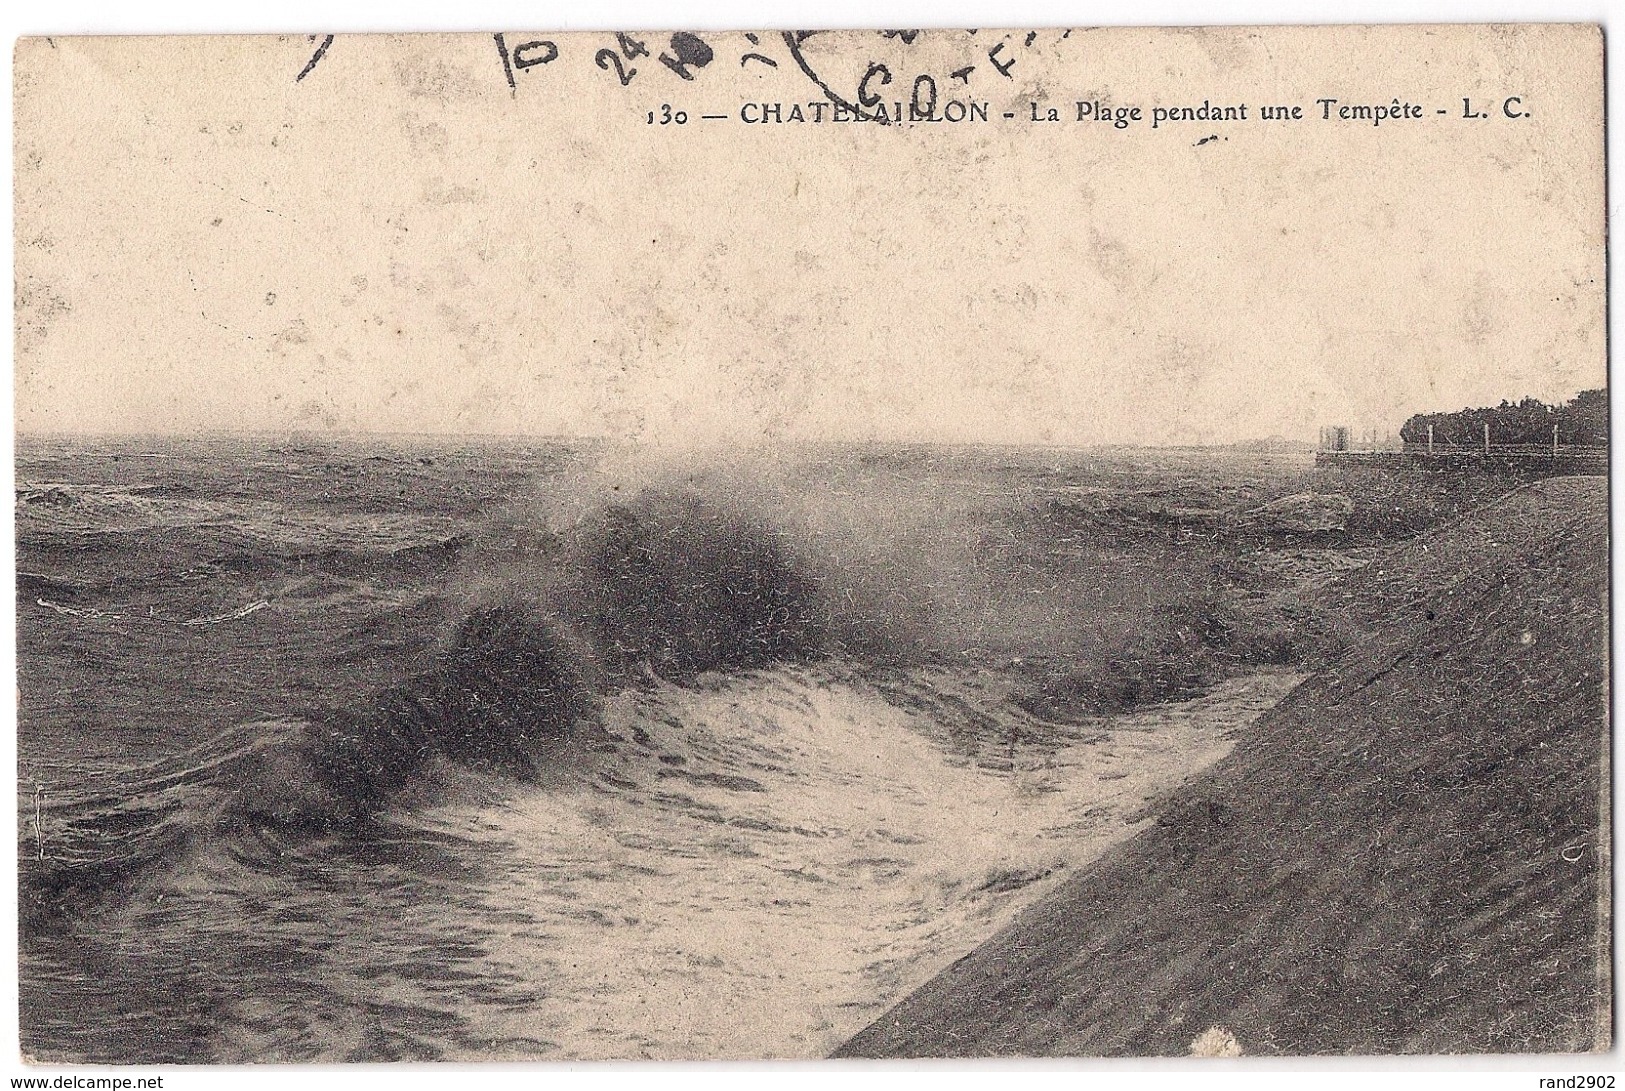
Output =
[
  {"x1": 596, "y1": 49, "x2": 635, "y2": 85},
  {"x1": 596, "y1": 33, "x2": 650, "y2": 86}
]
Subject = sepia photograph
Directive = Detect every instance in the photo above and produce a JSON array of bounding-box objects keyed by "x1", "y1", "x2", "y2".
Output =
[{"x1": 11, "y1": 23, "x2": 1610, "y2": 1066}]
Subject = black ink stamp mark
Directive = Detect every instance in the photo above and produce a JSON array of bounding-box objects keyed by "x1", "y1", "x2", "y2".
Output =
[
  {"x1": 512, "y1": 41, "x2": 559, "y2": 71},
  {"x1": 988, "y1": 41, "x2": 1016, "y2": 78},
  {"x1": 596, "y1": 49, "x2": 636, "y2": 86},
  {"x1": 781, "y1": 31, "x2": 878, "y2": 123},
  {"x1": 295, "y1": 34, "x2": 334, "y2": 83},
  {"x1": 858, "y1": 63, "x2": 892, "y2": 107},
  {"x1": 911, "y1": 74, "x2": 938, "y2": 119},
  {"x1": 660, "y1": 32, "x2": 714, "y2": 81},
  {"x1": 493, "y1": 33, "x2": 517, "y2": 93}
]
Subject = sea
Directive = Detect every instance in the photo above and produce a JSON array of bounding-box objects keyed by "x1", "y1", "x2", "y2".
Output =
[{"x1": 16, "y1": 434, "x2": 1316, "y2": 1062}]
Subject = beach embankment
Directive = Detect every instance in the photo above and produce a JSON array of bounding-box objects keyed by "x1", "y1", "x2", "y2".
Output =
[{"x1": 837, "y1": 477, "x2": 1610, "y2": 1057}]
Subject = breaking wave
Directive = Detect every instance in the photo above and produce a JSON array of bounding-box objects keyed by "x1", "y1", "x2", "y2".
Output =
[
  {"x1": 23, "y1": 481, "x2": 853, "y2": 922},
  {"x1": 22, "y1": 450, "x2": 1279, "y2": 932}
]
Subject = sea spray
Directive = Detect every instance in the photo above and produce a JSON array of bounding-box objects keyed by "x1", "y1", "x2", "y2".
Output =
[
  {"x1": 24, "y1": 447, "x2": 1266, "y2": 923},
  {"x1": 221, "y1": 487, "x2": 833, "y2": 830},
  {"x1": 23, "y1": 480, "x2": 844, "y2": 915},
  {"x1": 222, "y1": 452, "x2": 1249, "y2": 828}
]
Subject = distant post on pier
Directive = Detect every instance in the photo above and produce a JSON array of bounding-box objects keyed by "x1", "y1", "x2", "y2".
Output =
[
  {"x1": 1484, "y1": 422, "x2": 1491, "y2": 453},
  {"x1": 1427, "y1": 423, "x2": 1434, "y2": 454},
  {"x1": 1554, "y1": 423, "x2": 1560, "y2": 454}
]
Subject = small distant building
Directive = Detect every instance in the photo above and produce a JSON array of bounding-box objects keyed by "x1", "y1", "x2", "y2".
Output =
[{"x1": 1318, "y1": 426, "x2": 1400, "y2": 453}]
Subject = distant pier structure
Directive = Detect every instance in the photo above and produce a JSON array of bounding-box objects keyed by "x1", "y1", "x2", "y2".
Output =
[{"x1": 1316, "y1": 421, "x2": 1606, "y2": 476}]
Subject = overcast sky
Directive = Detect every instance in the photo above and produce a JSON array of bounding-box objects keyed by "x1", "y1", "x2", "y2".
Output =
[{"x1": 14, "y1": 27, "x2": 1605, "y2": 445}]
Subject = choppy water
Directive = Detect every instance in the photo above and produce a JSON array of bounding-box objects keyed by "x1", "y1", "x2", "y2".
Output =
[{"x1": 17, "y1": 436, "x2": 1313, "y2": 1062}]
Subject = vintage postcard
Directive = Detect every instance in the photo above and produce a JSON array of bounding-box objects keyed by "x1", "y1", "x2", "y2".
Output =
[{"x1": 13, "y1": 26, "x2": 1608, "y2": 1063}]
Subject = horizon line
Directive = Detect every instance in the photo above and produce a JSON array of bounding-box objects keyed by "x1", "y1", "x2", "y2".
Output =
[{"x1": 10, "y1": 429, "x2": 1323, "y2": 450}]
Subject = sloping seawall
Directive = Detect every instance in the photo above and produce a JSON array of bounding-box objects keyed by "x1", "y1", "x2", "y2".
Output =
[{"x1": 837, "y1": 477, "x2": 1610, "y2": 1057}]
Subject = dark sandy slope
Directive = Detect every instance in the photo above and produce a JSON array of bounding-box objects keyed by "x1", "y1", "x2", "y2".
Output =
[{"x1": 838, "y1": 477, "x2": 1610, "y2": 1057}]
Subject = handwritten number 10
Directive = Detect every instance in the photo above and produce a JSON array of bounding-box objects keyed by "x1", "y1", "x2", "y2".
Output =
[{"x1": 647, "y1": 104, "x2": 688, "y2": 125}]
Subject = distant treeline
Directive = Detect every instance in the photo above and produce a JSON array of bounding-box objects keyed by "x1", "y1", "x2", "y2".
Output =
[{"x1": 1400, "y1": 389, "x2": 1608, "y2": 448}]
